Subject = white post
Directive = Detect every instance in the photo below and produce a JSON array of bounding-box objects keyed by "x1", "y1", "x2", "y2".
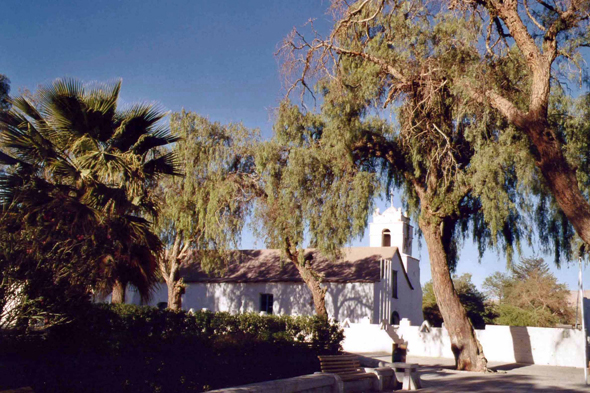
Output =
[{"x1": 579, "y1": 257, "x2": 588, "y2": 384}]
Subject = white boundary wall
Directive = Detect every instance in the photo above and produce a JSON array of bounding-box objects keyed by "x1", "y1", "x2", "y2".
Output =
[{"x1": 342, "y1": 320, "x2": 586, "y2": 368}]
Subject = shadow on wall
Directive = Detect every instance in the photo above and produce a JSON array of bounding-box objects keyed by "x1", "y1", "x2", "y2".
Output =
[
  {"x1": 383, "y1": 324, "x2": 403, "y2": 344},
  {"x1": 274, "y1": 284, "x2": 315, "y2": 315},
  {"x1": 420, "y1": 327, "x2": 447, "y2": 357},
  {"x1": 328, "y1": 283, "x2": 374, "y2": 322},
  {"x1": 187, "y1": 282, "x2": 316, "y2": 316},
  {"x1": 509, "y1": 326, "x2": 534, "y2": 364},
  {"x1": 181, "y1": 281, "x2": 375, "y2": 321}
]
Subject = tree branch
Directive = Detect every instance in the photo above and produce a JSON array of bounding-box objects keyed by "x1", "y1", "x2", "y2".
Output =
[
  {"x1": 461, "y1": 81, "x2": 527, "y2": 128},
  {"x1": 490, "y1": 1, "x2": 539, "y2": 65}
]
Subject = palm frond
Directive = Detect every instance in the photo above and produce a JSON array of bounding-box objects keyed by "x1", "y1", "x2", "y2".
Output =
[
  {"x1": 82, "y1": 80, "x2": 122, "y2": 142},
  {"x1": 76, "y1": 150, "x2": 133, "y2": 183},
  {"x1": 131, "y1": 132, "x2": 180, "y2": 156},
  {"x1": 47, "y1": 156, "x2": 81, "y2": 181},
  {"x1": 80, "y1": 181, "x2": 131, "y2": 213},
  {"x1": 111, "y1": 104, "x2": 167, "y2": 152},
  {"x1": 0, "y1": 121, "x2": 57, "y2": 164},
  {"x1": 0, "y1": 150, "x2": 24, "y2": 166},
  {"x1": 10, "y1": 96, "x2": 48, "y2": 127},
  {"x1": 143, "y1": 152, "x2": 181, "y2": 177}
]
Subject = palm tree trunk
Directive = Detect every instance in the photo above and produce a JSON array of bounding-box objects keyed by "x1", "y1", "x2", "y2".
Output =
[
  {"x1": 111, "y1": 280, "x2": 126, "y2": 304},
  {"x1": 420, "y1": 216, "x2": 487, "y2": 371}
]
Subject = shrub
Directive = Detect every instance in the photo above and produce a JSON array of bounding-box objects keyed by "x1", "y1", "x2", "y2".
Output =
[{"x1": 0, "y1": 304, "x2": 344, "y2": 392}]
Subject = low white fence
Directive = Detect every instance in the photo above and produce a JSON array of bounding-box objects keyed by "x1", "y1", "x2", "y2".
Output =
[{"x1": 342, "y1": 319, "x2": 587, "y2": 368}]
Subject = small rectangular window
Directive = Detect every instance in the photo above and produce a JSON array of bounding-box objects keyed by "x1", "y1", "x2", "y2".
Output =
[
  {"x1": 392, "y1": 270, "x2": 398, "y2": 299},
  {"x1": 260, "y1": 293, "x2": 274, "y2": 314}
]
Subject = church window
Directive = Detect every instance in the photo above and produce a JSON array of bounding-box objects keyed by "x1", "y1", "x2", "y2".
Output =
[
  {"x1": 390, "y1": 311, "x2": 400, "y2": 325},
  {"x1": 382, "y1": 229, "x2": 391, "y2": 247},
  {"x1": 392, "y1": 270, "x2": 398, "y2": 299},
  {"x1": 260, "y1": 293, "x2": 274, "y2": 314}
]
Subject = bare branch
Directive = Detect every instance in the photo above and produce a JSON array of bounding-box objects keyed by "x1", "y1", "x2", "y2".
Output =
[
  {"x1": 332, "y1": 0, "x2": 385, "y2": 38},
  {"x1": 524, "y1": 0, "x2": 546, "y2": 32}
]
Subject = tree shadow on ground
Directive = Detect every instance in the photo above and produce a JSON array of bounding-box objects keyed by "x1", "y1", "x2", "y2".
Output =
[
  {"x1": 418, "y1": 372, "x2": 588, "y2": 392},
  {"x1": 489, "y1": 363, "x2": 530, "y2": 372}
]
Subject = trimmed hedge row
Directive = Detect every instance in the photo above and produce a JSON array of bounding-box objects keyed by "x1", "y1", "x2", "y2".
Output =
[{"x1": 0, "y1": 304, "x2": 344, "y2": 392}]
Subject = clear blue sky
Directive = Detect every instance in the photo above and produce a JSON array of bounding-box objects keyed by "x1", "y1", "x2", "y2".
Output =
[{"x1": 2, "y1": 0, "x2": 589, "y2": 292}]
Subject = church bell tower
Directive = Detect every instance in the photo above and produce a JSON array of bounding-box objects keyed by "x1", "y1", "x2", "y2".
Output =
[{"x1": 369, "y1": 205, "x2": 413, "y2": 256}]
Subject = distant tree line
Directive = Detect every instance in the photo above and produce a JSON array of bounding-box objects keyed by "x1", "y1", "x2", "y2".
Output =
[{"x1": 423, "y1": 258, "x2": 574, "y2": 329}]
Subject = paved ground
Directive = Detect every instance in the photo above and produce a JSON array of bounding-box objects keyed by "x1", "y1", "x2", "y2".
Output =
[{"x1": 361, "y1": 353, "x2": 590, "y2": 392}]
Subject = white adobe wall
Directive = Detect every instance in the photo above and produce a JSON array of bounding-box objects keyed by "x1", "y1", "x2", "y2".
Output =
[
  {"x1": 401, "y1": 255, "x2": 422, "y2": 324},
  {"x1": 323, "y1": 282, "x2": 375, "y2": 323},
  {"x1": 342, "y1": 321, "x2": 587, "y2": 368},
  {"x1": 342, "y1": 323, "x2": 397, "y2": 353},
  {"x1": 375, "y1": 254, "x2": 422, "y2": 325},
  {"x1": 130, "y1": 281, "x2": 376, "y2": 323},
  {"x1": 126, "y1": 258, "x2": 421, "y2": 325}
]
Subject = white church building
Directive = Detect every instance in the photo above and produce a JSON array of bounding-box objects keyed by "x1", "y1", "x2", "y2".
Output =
[{"x1": 130, "y1": 206, "x2": 423, "y2": 325}]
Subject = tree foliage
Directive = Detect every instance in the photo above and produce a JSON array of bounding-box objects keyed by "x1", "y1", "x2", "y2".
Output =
[
  {"x1": 278, "y1": 0, "x2": 590, "y2": 370},
  {"x1": 0, "y1": 79, "x2": 177, "y2": 328},
  {"x1": 256, "y1": 101, "x2": 378, "y2": 255},
  {"x1": 155, "y1": 111, "x2": 259, "y2": 310},
  {"x1": 254, "y1": 100, "x2": 380, "y2": 315},
  {"x1": 423, "y1": 274, "x2": 496, "y2": 329},
  {"x1": 277, "y1": 0, "x2": 542, "y2": 370},
  {"x1": 483, "y1": 257, "x2": 574, "y2": 327}
]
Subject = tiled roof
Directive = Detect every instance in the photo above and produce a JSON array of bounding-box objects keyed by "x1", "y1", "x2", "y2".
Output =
[{"x1": 180, "y1": 247, "x2": 398, "y2": 283}]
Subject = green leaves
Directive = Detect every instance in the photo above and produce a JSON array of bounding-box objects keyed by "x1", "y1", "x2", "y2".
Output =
[
  {"x1": 0, "y1": 78, "x2": 178, "y2": 307},
  {"x1": 255, "y1": 100, "x2": 378, "y2": 258},
  {"x1": 482, "y1": 258, "x2": 574, "y2": 327},
  {"x1": 155, "y1": 111, "x2": 259, "y2": 275}
]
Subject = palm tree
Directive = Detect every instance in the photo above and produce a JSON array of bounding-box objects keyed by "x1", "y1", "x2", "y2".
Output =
[{"x1": 0, "y1": 79, "x2": 179, "y2": 303}]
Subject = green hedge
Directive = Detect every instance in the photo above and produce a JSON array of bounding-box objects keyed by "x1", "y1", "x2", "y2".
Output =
[
  {"x1": 0, "y1": 304, "x2": 344, "y2": 392},
  {"x1": 51, "y1": 304, "x2": 343, "y2": 351}
]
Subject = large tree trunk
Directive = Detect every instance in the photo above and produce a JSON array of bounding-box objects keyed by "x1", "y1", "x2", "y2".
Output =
[
  {"x1": 158, "y1": 233, "x2": 189, "y2": 311},
  {"x1": 524, "y1": 120, "x2": 590, "y2": 245},
  {"x1": 292, "y1": 258, "x2": 328, "y2": 317},
  {"x1": 285, "y1": 240, "x2": 328, "y2": 317},
  {"x1": 420, "y1": 217, "x2": 488, "y2": 372},
  {"x1": 111, "y1": 280, "x2": 126, "y2": 304},
  {"x1": 476, "y1": 1, "x2": 590, "y2": 246},
  {"x1": 165, "y1": 275, "x2": 184, "y2": 311}
]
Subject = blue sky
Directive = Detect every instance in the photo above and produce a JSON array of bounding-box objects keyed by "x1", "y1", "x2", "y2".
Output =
[{"x1": 2, "y1": 0, "x2": 589, "y2": 292}]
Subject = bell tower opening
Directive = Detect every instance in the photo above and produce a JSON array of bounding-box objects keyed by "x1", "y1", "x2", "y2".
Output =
[
  {"x1": 382, "y1": 229, "x2": 391, "y2": 247},
  {"x1": 369, "y1": 205, "x2": 413, "y2": 256}
]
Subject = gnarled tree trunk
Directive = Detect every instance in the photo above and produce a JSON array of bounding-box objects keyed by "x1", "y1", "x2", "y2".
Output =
[
  {"x1": 111, "y1": 280, "x2": 126, "y2": 304},
  {"x1": 285, "y1": 239, "x2": 328, "y2": 317},
  {"x1": 158, "y1": 232, "x2": 189, "y2": 311},
  {"x1": 420, "y1": 216, "x2": 487, "y2": 371},
  {"x1": 523, "y1": 120, "x2": 590, "y2": 244},
  {"x1": 471, "y1": 1, "x2": 590, "y2": 246},
  {"x1": 165, "y1": 275, "x2": 185, "y2": 311}
]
